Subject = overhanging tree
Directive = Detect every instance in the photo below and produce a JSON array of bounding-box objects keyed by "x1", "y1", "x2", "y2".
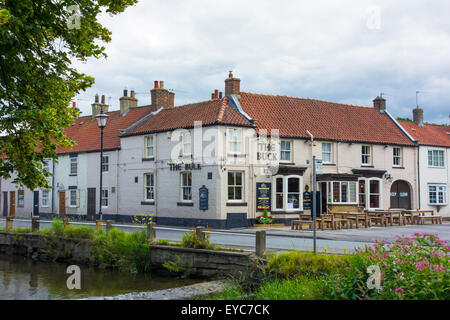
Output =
[{"x1": 0, "y1": 0, "x2": 137, "y2": 189}]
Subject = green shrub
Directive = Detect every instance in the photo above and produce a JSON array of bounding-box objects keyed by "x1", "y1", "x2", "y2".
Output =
[
  {"x1": 254, "y1": 277, "x2": 326, "y2": 300},
  {"x1": 266, "y1": 251, "x2": 350, "y2": 279},
  {"x1": 63, "y1": 225, "x2": 95, "y2": 239},
  {"x1": 325, "y1": 233, "x2": 450, "y2": 300},
  {"x1": 11, "y1": 226, "x2": 32, "y2": 233},
  {"x1": 181, "y1": 230, "x2": 213, "y2": 249},
  {"x1": 91, "y1": 228, "x2": 151, "y2": 273}
]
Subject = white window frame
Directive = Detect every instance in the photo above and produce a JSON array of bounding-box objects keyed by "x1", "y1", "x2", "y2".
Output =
[
  {"x1": 41, "y1": 189, "x2": 49, "y2": 208},
  {"x1": 428, "y1": 184, "x2": 447, "y2": 205},
  {"x1": 144, "y1": 173, "x2": 155, "y2": 202},
  {"x1": 280, "y1": 140, "x2": 292, "y2": 163},
  {"x1": 428, "y1": 149, "x2": 445, "y2": 168},
  {"x1": 227, "y1": 128, "x2": 242, "y2": 155},
  {"x1": 393, "y1": 147, "x2": 402, "y2": 167},
  {"x1": 180, "y1": 132, "x2": 192, "y2": 157},
  {"x1": 327, "y1": 181, "x2": 358, "y2": 205},
  {"x1": 271, "y1": 175, "x2": 303, "y2": 212},
  {"x1": 144, "y1": 135, "x2": 155, "y2": 158},
  {"x1": 101, "y1": 188, "x2": 109, "y2": 208},
  {"x1": 180, "y1": 171, "x2": 192, "y2": 202},
  {"x1": 361, "y1": 145, "x2": 371, "y2": 165},
  {"x1": 322, "y1": 142, "x2": 332, "y2": 164},
  {"x1": 358, "y1": 178, "x2": 382, "y2": 210},
  {"x1": 227, "y1": 171, "x2": 244, "y2": 202},
  {"x1": 101, "y1": 155, "x2": 109, "y2": 173},
  {"x1": 70, "y1": 155, "x2": 78, "y2": 175},
  {"x1": 69, "y1": 189, "x2": 77, "y2": 208}
]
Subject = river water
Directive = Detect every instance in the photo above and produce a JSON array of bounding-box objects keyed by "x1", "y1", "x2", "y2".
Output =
[{"x1": 0, "y1": 253, "x2": 198, "y2": 300}]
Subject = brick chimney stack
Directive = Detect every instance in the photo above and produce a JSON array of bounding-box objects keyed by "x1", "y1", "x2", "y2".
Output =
[
  {"x1": 225, "y1": 71, "x2": 240, "y2": 96},
  {"x1": 151, "y1": 80, "x2": 174, "y2": 109},
  {"x1": 120, "y1": 88, "x2": 138, "y2": 115},
  {"x1": 92, "y1": 94, "x2": 109, "y2": 119},
  {"x1": 373, "y1": 95, "x2": 386, "y2": 112},
  {"x1": 413, "y1": 107, "x2": 424, "y2": 126}
]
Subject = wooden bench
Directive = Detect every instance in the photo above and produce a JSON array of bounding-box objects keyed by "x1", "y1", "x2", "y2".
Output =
[{"x1": 416, "y1": 215, "x2": 443, "y2": 225}]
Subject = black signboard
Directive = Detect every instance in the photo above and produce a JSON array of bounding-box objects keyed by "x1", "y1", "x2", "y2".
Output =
[
  {"x1": 303, "y1": 192, "x2": 312, "y2": 210},
  {"x1": 256, "y1": 182, "x2": 271, "y2": 211},
  {"x1": 199, "y1": 185, "x2": 208, "y2": 211}
]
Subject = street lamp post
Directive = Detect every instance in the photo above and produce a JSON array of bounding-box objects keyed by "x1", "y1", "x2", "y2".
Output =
[{"x1": 95, "y1": 108, "x2": 108, "y2": 221}]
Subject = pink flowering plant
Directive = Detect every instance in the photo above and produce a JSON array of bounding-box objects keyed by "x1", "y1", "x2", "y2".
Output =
[{"x1": 325, "y1": 233, "x2": 449, "y2": 300}]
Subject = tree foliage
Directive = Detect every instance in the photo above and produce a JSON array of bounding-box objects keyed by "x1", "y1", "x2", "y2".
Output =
[{"x1": 0, "y1": 0, "x2": 137, "y2": 189}]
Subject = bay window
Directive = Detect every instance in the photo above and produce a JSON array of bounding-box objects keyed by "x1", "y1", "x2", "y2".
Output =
[
  {"x1": 272, "y1": 175, "x2": 302, "y2": 211},
  {"x1": 327, "y1": 181, "x2": 357, "y2": 204}
]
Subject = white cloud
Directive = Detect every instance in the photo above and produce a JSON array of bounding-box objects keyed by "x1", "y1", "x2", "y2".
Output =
[{"x1": 73, "y1": 0, "x2": 450, "y2": 124}]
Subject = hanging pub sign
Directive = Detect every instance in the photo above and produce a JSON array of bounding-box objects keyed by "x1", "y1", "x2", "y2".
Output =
[
  {"x1": 199, "y1": 185, "x2": 208, "y2": 211},
  {"x1": 256, "y1": 182, "x2": 271, "y2": 211}
]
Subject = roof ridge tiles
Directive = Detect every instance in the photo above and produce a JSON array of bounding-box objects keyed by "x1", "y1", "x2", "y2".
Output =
[{"x1": 240, "y1": 91, "x2": 373, "y2": 109}]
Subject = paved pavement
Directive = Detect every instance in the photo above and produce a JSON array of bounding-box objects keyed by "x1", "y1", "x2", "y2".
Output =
[{"x1": 1, "y1": 218, "x2": 449, "y2": 254}]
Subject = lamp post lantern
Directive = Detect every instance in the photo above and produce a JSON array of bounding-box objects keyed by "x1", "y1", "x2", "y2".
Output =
[{"x1": 95, "y1": 108, "x2": 108, "y2": 221}]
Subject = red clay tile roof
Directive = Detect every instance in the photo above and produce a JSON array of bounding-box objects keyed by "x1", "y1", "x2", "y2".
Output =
[
  {"x1": 57, "y1": 106, "x2": 153, "y2": 154},
  {"x1": 124, "y1": 96, "x2": 252, "y2": 136},
  {"x1": 238, "y1": 92, "x2": 415, "y2": 146},
  {"x1": 398, "y1": 121, "x2": 450, "y2": 147}
]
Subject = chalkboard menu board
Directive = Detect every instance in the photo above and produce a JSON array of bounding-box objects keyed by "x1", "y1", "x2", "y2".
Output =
[
  {"x1": 256, "y1": 182, "x2": 271, "y2": 211},
  {"x1": 199, "y1": 185, "x2": 208, "y2": 211},
  {"x1": 303, "y1": 192, "x2": 312, "y2": 210}
]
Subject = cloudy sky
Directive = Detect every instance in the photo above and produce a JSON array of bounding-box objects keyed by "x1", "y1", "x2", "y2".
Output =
[{"x1": 74, "y1": 0, "x2": 450, "y2": 124}]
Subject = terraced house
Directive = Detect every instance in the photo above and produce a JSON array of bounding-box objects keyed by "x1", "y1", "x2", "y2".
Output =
[
  {"x1": 2, "y1": 73, "x2": 446, "y2": 227},
  {"x1": 399, "y1": 108, "x2": 450, "y2": 217}
]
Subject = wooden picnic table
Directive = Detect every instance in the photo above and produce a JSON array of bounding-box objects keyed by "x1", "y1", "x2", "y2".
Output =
[
  {"x1": 371, "y1": 209, "x2": 407, "y2": 226},
  {"x1": 402, "y1": 209, "x2": 441, "y2": 224},
  {"x1": 333, "y1": 211, "x2": 370, "y2": 228}
]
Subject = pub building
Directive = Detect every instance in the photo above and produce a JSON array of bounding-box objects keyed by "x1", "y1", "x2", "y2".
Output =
[{"x1": 1, "y1": 74, "x2": 421, "y2": 228}]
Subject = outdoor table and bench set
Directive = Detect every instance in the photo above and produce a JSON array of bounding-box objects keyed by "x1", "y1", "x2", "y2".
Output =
[{"x1": 290, "y1": 209, "x2": 443, "y2": 231}]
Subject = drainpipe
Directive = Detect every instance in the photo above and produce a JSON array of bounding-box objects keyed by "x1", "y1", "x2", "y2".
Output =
[
  {"x1": 416, "y1": 142, "x2": 421, "y2": 209},
  {"x1": 52, "y1": 159, "x2": 56, "y2": 214}
]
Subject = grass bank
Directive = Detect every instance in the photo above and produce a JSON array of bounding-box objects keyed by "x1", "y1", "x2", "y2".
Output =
[{"x1": 204, "y1": 233, "x2": 449, "y2": 300}]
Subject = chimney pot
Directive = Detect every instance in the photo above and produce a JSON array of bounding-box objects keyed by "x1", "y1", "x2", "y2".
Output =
[
  {"x1": 211, "y1": 93, "x2": 215, "y2": 100},
  {"x1": 130, "y1": 90, "x2": 135, "y2": 98},
  {"x1": 228, "y1": 71, "x2": 233, "y2": 78},
  {"x1": 214, "y1": 89, "x2": 219, "y2": 99},
  {"x1": 151, "y1": 80, "x2": 174, "y2": 109},
  {"x1": 154, "y1": 81, "x2": 159, "y2": 89},
  {"x1": 160, "y1": 81, "x2": 164, "y2": 89},
  {"x1": 219, "y1": 91, "x2": 223, "y2": 99},
  {"x1": 101, "y1": 95, "x2": 105, "y2": 104},
  {"x1": 95, "y1": 94, "x2": 99, "y2": 103},
  {"x1": 123, "y1": 89, "x2": 128, "y2": 97}
]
